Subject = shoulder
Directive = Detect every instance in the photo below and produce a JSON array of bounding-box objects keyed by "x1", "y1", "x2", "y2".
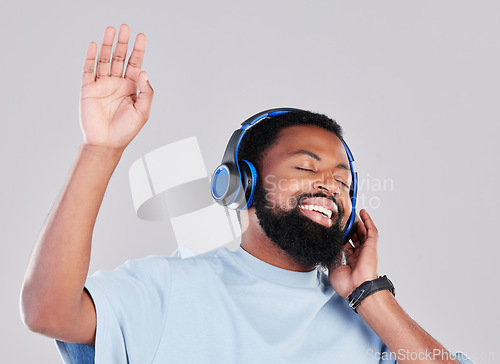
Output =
[
  {"x1": 114, "y1": 247, "x2": 236, "y2": 279},
  {"x1": 93, "y1": 254, "x2": 173, "y2": 281},
  {"x1": 88, "y1": 247, "x2": 234, "y2": 285}
]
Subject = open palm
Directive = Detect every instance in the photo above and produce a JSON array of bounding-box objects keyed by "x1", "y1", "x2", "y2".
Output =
[{"x1": 80, "y1": 25, "x2": 153, "y2": 151}]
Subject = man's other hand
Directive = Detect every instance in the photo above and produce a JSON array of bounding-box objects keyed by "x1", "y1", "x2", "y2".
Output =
[{"x1": 328, "y1": 209, "x2": 380, "y2": 299}]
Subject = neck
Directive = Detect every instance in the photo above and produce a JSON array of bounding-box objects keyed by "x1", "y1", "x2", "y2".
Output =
[{"x1": 239, "y1": 208, "x2": 315, "y2": 272}]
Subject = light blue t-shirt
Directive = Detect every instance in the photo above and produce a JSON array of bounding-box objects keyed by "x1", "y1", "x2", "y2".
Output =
[{"x1": 56, "y1": 246, "x2": 472, "y2": 363}]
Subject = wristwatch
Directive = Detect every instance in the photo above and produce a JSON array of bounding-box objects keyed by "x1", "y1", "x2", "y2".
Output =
[{"x1": 347, "y1": 275, "x2": 395, "y2": 313}]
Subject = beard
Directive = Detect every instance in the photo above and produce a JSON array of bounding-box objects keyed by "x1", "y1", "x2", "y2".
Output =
[{"x1": 252, "y1": 181, "x2": 346, "y2": 270}]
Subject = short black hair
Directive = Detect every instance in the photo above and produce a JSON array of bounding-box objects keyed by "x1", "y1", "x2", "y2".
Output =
[{"x1": 238, "y1": 109, "x2": 343, "y2": 175}]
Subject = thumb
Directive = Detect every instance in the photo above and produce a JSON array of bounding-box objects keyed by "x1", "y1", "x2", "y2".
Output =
[{"x1": 135, "y1": 71, "x2": 154, "y2": 121}]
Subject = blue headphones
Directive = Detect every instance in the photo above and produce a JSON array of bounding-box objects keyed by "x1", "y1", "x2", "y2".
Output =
[{"x1": 211, "y1": 108, "x2": 359, "y2": 242}]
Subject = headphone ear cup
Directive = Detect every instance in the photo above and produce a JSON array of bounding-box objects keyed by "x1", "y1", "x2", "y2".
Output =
[
  {"x1": 236, "y1": 160, "x2": 257, "y2": 210},
  {"x1": 211, "y1": 164, "x2": 231, "y2": 205}
]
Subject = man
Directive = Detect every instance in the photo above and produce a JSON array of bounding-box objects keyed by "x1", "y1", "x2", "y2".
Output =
[{"x1": 21, "y1": 25, "x2": 472, "y2": 363}]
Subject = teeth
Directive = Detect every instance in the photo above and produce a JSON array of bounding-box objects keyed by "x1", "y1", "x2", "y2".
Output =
[{"x1": 299, "y1": 204, "x2": 333, "y2": 219}]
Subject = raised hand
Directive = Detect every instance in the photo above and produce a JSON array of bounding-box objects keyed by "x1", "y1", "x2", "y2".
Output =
[
  {"x1": 80, "y1": 24, "x2": 154, "y2": 151},
  {"x1": 328, "y1": 209, "x2": 380, "y2": 299}
]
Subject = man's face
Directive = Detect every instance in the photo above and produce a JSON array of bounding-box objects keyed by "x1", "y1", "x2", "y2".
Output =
[{"x1": 252, "y1": 125, "x2": 353, "y2": 270}]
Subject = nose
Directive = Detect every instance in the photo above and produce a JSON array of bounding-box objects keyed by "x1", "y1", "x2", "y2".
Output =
[{"x1": 312, "y1": 174, "x2": 341, "y2": 196}]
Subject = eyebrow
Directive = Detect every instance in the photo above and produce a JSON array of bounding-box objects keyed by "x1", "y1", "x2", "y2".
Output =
[{"x1": 288, "y1": 149, "x2": 351, "y2": 171}]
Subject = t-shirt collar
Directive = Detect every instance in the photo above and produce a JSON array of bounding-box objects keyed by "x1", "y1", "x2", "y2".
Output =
[{"x1": 234, "y1": 245, "x2": 320, "y2": 288}]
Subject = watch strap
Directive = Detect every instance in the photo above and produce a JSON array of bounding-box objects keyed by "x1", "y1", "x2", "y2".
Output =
[{"x1": 347, "y1": 275, "x2": 395, "y2": 313}]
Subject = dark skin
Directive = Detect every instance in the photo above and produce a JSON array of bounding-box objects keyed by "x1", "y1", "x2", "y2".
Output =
[{"x1": 21, "y1": 25, "x2": 459, "y2": 363}]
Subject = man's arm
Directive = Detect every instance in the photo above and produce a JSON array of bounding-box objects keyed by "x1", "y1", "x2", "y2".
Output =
[
  {"x1": 20, "y1": 24, "x2": 154, "y2": 346},
  {"x1": 329, "y1": 210, "x2": 460, "y2": 364}
]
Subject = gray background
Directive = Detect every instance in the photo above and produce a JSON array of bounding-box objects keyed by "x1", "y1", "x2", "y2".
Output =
[{"x1": 1, "y1": 1, "x2": 499, "y2": 363}]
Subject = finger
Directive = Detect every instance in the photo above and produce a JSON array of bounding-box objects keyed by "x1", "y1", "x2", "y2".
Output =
[
  {"x1": 350, "y1": 230, "x2": 362, "y2": 249},
  {"x1": 343, "y1": 242, "x2": 360, "y2": 268},
  {"x1": 82, "y1": 42, "x2": 97, "y2": 87},
  {"x1": 124, "y1": 33, "x2": 146, "y2": 82},
  {"x1": 134, "y1": 71, "x2": 154, "y2": 121},
  {"x1": 343, "y1": 241, "x2": 354, "y2": 257},
  {"x1": 354, "y1": 218, "x2": 367, "y2": 244},
  {"x1": 346, "y1": 251, "x2": 359, "y2": 268},
  {"x1": 110, "y1": 24, "x2": 130, "y2": 77},
  {"x1": 96, "y1": 26, "x2": 115, "y2": 79},
  {"x1": 359, "y1": 209, "x2": 379, "y2": 244}
]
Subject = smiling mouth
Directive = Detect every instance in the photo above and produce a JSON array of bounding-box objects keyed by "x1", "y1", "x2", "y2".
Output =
[
  {"x1": 299, "y1": 204, "x2": 333, "y2": 219},
  {"x1": 298, "y1": 204, "x2": 337, "y2": 227}
]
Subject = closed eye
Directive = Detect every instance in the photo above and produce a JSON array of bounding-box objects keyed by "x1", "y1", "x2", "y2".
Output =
[
  {"x1": 296, "y1": 167, "x2": 314, "y2": 172},
  {"x1": 336, "y1": 179, "x2": 350, "y2": 188}
]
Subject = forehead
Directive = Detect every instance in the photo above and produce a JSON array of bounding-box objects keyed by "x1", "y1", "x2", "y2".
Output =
[{"x1": 264, "y1": 125, "x2": 348, "y2": 164}]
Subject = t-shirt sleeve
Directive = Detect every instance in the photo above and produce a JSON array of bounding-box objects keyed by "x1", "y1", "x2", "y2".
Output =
[{"x1": 56, "y1": 256, "x2": 172, "y2": 364}]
